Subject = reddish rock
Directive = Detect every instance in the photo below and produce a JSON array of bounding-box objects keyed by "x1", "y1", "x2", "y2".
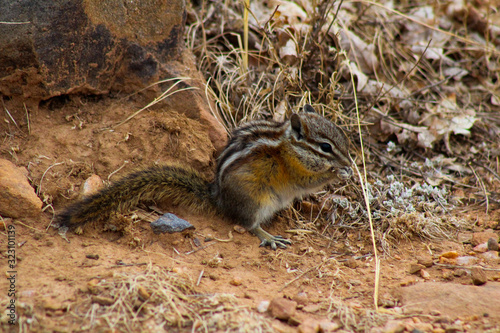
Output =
[
  {"x1": 472, "y1": 230, "x2": 498, "y2": 246},
  {"x1": 471, "y1": 267, "x2": 487, "y2": 285},
  {"x1": 439, "y1": 251, "x2": 459, "y2": 259},
  {"x1": 473, "y1": 243, "x2": 488, "y2": 253},
  {"x1": 229, "y1": 276, "x2": 242, "y2": 286},
  {"x1": 81, "y1": 174, "x2": 103, "y2": 197},
  {"x1": 420, "y1": 269, "x2": 431, "y2": 280},
  {"x1": 293, "y1": 292, "x2": 309, "y2": 306},
  {"x1": 416, "y1": 254, "x2": 434, "y2": 267},
  {"x1": 382, "y1": 319, "x2": 405, "y2": 333},
  {"x1": 409, "y1": 263, "x2": 425, "y2": 274},
  {"x1": 0, "y1": 159, "x2": 42, "y2": 218},
  {"x1": 268, "y1": 297, "x2": 297, "y2": 320},
  {"x1": 456, "y1": 256, "x2": 479, "y2": 266},
  {"x1": 487, "y1": 238, "x2": 499, "y2": 251},
  {"x1": 399, "y1": 276, "x2": 417, "y2": 286},
  {"x1": 479, "y1": 251, "x2": 499, "y2": 262},
  {"x1": 318, "y1": 319, "x2": 341, "y2": 332},
  {"x1": 298, "y1": 317, "x2": 319, "y2": 333}
]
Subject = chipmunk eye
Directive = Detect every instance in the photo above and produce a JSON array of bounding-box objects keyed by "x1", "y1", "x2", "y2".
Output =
[{"x1": 319, "y1": 142, "x2": 333, "y2": 153}]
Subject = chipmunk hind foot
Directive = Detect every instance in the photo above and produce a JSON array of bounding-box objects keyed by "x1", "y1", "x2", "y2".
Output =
[{"x1": 252, "y1": 226, "x2": 292, "y2": 250}]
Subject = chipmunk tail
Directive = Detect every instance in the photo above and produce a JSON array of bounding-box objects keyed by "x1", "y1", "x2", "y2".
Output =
[{"x1": 56, "y1": 165, "x2": 215, "y2": 230}]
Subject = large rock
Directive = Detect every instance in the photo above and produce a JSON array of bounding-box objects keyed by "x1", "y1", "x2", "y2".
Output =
[
  {"x1": 0, "y1": 159, "x2": 42, "y2": 218},
  {"x1": 0, "y1": 0, "x2": 185, "y2": 98},
  {"x1": 395, "y1": 282, "x2": 500, "y2": 320}
]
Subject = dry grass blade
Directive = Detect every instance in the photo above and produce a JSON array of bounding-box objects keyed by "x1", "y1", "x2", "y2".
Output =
[
  {"x1": 114, "y1": 77, "x2": 198, "y2": 128},
  {"x1": 72, "y1": 265, "x2": 274, "y2": 332},
  {"x1": 347, "y1": 59, "x2": 380, "y2": 312},
  {"x1": 243, "y1": 0, "x2": 250, "y2": 73}
]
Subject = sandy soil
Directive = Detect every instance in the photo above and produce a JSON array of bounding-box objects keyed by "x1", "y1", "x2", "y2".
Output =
[{"x1": 1, "y1": 95, "x2": 499, "y2": 332}]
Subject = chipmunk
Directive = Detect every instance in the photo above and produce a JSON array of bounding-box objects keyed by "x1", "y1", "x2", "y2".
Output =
[{"x1": 57, "y1": 104, "x2": 353, "y2": 250}]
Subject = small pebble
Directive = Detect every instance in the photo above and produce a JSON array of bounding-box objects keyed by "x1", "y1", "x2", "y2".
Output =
[
  {"x1": 479, "y1": 251, "x2": 499, "y2": 262},
  {"x1": 471, "y1": 267, "x2": 487, "y2": 285},
  {"x1": 293, "y1": 292, "x2": 308, "y2": 306},
  {"x1": 442, "y1": 270, "x2": 454, "y2": 280},
  {"x1": 91, "y1": 295, "x2": 115, "y2": 306},
  {"x1": 453, "y1": 269, "x2": 468, "y2": 277},
  {"x1": 233, "y1": 225, "x2": 246, "y2": 234},
  {"x1": 420, "y1": 269, "x2": 431, "y2": 280},
  {"x1": 319, "y1": 320, "x2": 341, "y2": 332},
  {"x1": 86, "y1": 254, "x2": 99, "y2": 260},
  {"x1": 416, "y1": 254, "x2": 433, "y2": 267},
  {"x1": 229, "y1": 277, "x2": 242, "y2": 286},
  {"x1": 343, "y1": 258, "x2": 358, "y2": 268},
  {"x1": 440, "y1": 251, "x2": 459, "y2": 259},
  {"x1": 42, "y1": 298, "x2": 63, "y2": 311},
  {"x1": 302, "y1": 303, "x2": 322, "y2": 313},
  {"x1": 409, "y1": 263, "x2": 425, "y2": 274},
  {"x1": 382, "y1": 319, "x2": 405, "y2": 333},
  {"x1": 257, "y1": 300, "x2": 270, "y2": 313},
  {"x1": 137, "y1": 286, "x2": 150, "y2": 300},
  {"x1": 150, "y1": 213, "x2": 194, "y2": 234},
  {"x1": 456, "y1": 256, "x2": 479, "y2": 266},
  {"x1": 473, "y1": 243, "x2": 488, "y2": 253},
  {"x1": 268, "y1": 297, "x2": 297, "y2": 320},
  {"x1": 81, "y1": 174, "x2": 103, "y2": 196},
  {"x1": 472, "y1": 231, "x2": 498, "y2": 246},
  {"x1": 297, "y1": 317, "x2": 319, "y2": 333},
  {"x1": 348, "y1": 279, "x2": 362, "y2": 286},
  {"x1": 400, "y1": 276, "x2": 417, "y2": 286}
]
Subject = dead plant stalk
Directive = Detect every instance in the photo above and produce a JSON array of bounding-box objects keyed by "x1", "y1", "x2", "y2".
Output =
[{"x1": 346, "y1": 60, "x2": 380, "y2": 311}]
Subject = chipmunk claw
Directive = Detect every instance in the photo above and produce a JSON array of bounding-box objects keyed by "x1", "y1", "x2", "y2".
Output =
[{"x1": 253, "y1": 227, "x2": 292, "y2": 250}]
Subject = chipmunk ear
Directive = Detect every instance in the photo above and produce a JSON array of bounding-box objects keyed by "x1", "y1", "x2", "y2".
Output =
[
  {"x1": 303, "y1": 104, "x2": 316, "y2": 113},
  {"x1": 290, "y1": 113, "x2": 304, "y2": 140}
]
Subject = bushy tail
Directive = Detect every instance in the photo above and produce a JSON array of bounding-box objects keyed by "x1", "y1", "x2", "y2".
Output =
[{"x1": 57, "y1": 165, "x2": 215, "y2": 229}]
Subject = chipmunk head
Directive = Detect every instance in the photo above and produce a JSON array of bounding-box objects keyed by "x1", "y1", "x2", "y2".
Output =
[{"x1": 288, "y1": 104, "x2": 353, "y2": 180}]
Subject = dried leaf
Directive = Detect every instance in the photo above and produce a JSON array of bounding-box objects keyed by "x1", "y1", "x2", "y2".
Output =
[{"x1": 339, "y1": 30, "x2": 379, "y2": 73}]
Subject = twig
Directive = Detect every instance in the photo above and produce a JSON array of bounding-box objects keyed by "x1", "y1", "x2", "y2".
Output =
[
  {"x1": 114, "y1": 78, "x2": 198, "y2": 128},
  {"x1": 196, "y1": 270, "x2": 204, "y2": 286},
  {"x1": 279, "y1": 262, "x2": 324, "y2": 292},
  {"x1": 38, "y1": 162, "x2": 65, "y2": 195},
  {"x1": 185, "y1": 242, "x2": 215, "y2": 255},
  {"x1": 24, "y1": 103, "x2": 30, "y2": 135},
  {"x1": 110, "y1": 262, "x2": 148, "y2": 268},
  {"x1": 2, "y1": 100, "x2": 20, "y2": 130},
  {"x1": 107, "y1": 160, "x2": 129, "y2": 181},
  {"x1": 213, "y1": 231, "x2": 234, "y2": 242},
  {"x1": 320, "y1": 0, "x2": 344, "y2": 45},
  {"x1": 469, "y1": 159, "x2": 500, "y2": 183},
  {"x1": 0, "y1": 21, "x2": 30, "y2": 25},
  {"x1": 408, "y1": 75, "x2": 454, "y2": 97},
  {"x1": 469, "y1": 163, "x2": 489, "y2": 214}
]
